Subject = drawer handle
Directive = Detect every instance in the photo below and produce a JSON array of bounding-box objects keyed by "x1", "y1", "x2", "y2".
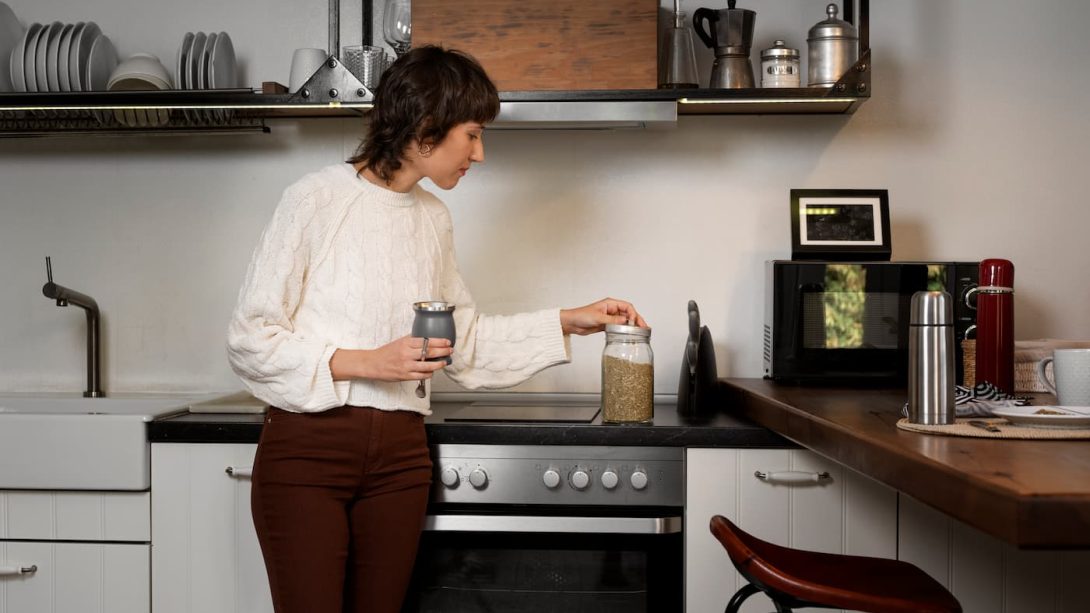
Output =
[
  {"x1": 0, "y1": 565, "x2": 37, "y2": 576},
  {"x1": 225, "y1": 466, "x2": 253, "y2": 478},
  {"x1": 754, "y1": 470, "x2": 831, "y2": 484}
]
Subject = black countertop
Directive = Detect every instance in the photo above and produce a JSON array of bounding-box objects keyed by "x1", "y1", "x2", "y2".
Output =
[{"x1": 148, "y1": 395, "x2": 792, "y2": 448}]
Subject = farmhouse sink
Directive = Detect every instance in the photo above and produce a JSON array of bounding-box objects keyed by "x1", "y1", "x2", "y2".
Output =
[{"x1": 0, "y1": 394, "x2": 210, "y2": 490}]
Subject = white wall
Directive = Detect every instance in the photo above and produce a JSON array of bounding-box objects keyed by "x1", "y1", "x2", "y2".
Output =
[{"x1": 1, "y1": 0, "x2": 1088, "y2": 395}]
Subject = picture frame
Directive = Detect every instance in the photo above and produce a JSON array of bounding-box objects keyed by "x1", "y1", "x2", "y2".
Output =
[{"x1": 790, "y1": 189, "x2": 891, "y2": 261}]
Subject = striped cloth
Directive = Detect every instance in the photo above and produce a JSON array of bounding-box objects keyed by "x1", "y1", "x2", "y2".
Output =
[{"x1": 902, "y1": 382, "x2": 1030, "y2": 419}]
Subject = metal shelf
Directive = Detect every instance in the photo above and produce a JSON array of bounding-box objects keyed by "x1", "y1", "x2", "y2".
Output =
[{"x1": 0, "y1": 0, "x2": 870, "y2": 134}]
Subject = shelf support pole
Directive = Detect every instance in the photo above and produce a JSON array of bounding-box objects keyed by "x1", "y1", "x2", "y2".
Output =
[{"x1": 329, "y1": 0, "x2": 341, "y2": 58}]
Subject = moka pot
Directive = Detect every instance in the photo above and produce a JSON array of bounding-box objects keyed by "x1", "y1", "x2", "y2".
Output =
[{"x1": 693, "y1": 0, "x2": 756, "y2": 88}]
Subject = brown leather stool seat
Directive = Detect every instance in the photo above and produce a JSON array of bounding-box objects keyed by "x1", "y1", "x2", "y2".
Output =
[{"x1": 710, "y1": 515, "x2": 962, "y2": 613}]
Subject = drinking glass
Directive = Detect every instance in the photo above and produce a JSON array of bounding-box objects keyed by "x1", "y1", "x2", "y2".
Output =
[
  {"x1": 383, "y1": 0, "x2": 412, "y2": 57},
  {"x1": 342, "y1": 45, "x2": 387, "y2": 88}
]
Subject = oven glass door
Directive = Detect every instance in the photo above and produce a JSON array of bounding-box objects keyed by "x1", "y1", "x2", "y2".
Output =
[{"x1": 402, "y1": 506, "x2": 683, "y2": 613}]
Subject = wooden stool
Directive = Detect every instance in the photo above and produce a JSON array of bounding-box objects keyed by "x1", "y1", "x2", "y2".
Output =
[{"x1": 710, "y1": 515, "x2": 961, "y2": 613}]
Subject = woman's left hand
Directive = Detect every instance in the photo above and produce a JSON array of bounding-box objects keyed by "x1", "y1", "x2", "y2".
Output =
[{"x1": 560, "y1": 298, "x2": 648, "y2": 336}]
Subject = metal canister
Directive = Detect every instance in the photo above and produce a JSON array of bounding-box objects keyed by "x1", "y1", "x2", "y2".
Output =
[
  {"x1": 807, "y1": 3, "x2": 859, "y2": 87},
  {"x1": 908, "y1": 291, "x2": 955, "y2": 425},
  {"x1": 760, "y1": 40, "x2": 800, "y2": 88}
]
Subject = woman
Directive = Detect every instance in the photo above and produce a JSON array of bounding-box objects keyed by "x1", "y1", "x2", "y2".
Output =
[{"x1": 226, "y1": 46, "x2": 647, "y2": 613}]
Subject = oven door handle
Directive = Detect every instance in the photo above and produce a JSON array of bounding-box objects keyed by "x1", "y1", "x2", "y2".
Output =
[{"x1": 423, "y1": 514, "x2": 682, "y2": 535}]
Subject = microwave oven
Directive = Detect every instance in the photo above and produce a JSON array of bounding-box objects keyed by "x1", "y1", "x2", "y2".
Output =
[{"x1": 764, "y1": 260, "x2": 979, "y2": 384}]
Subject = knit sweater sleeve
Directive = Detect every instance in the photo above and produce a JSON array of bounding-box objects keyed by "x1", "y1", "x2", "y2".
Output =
[
  {"x1": 425, "y1": 197, "x2": 571, "y2": 389},
  {"x1": 225, "y1": 184, "x2": 346, "y2": 412}
]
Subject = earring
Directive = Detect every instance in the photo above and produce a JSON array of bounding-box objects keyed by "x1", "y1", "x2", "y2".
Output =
[{"x1": 419, "y1": 144, "x2": 433, "y2": 157}]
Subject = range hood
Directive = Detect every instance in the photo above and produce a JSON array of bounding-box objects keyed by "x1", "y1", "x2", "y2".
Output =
[{"x1": 492, "y1": 100, "x2": 677, "y2": 130}]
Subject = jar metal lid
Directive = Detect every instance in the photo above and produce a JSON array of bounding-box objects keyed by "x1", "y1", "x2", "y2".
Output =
[
  {"x1": 808, "y1": 3, "x2": 858, "y2": 41},
  {"x1": 605, "y1": 323, "x2": 651, "y2": 337},
  {"x1": 761, "y1": 40, "x2": 799, "y2": 60},
  {"x1": 413, "y1": 301, "x2": 456, "y2": 312}
]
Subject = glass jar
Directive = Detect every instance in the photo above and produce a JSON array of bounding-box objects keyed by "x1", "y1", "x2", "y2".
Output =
[
  {"x1": 601, "y1": 324, "x2": 654, "y2": 424},
  {"x1": 760, "y1": 40, "x2": 801, "y2": 88}
]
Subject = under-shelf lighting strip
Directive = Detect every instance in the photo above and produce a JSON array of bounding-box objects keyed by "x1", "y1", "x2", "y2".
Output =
[
  {"x1": 677, "y1": 97, "x2": 858, "y2": 105},
  {"x1": 0, "y1": 102, "x2": 374, "y2": 112}
]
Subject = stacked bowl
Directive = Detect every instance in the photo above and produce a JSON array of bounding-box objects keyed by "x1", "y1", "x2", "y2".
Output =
[{"x1": 107, "y1": 53, "x2": 173, "y2": 127}]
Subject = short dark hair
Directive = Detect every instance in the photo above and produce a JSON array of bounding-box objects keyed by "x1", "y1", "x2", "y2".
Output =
[{"x1": 347, "y1": 46, "x2": 500, "y2": 183}]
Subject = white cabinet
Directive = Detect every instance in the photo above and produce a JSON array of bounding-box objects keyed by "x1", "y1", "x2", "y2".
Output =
[
  {"x1": 0, "y1": 491, "x2": 151, "y2": 613},
  {"x1": 898, "y1": 494, "x2": 1090, "y2": 613},
  {"x1": 151, "y1": 443, "x2": 272, "y2": 613},
  {"x1": 685, "y1": 448, "x2": 898, "y2": 613}
]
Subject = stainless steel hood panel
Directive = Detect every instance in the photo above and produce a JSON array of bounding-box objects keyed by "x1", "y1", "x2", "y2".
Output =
[{"x1": 492, "y1": 100, "x2": 677, "y2": 130}]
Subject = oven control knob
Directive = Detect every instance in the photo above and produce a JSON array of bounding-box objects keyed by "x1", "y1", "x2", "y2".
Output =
[
  {"x1": 570, "y1": 469, "x2": 590, "y2": 490},
  {"x1": 601, "y1": 469, "x2": 619, "y2": 490},
  {"x1": 630, "y1": 470, "x2": 649, "y2": 490},
  {"x1": 468, "y1": 467, "x2": 489, "y2": 489},
  {"x1": 542, "y1": 469, "x2": 561, "y2": 489},
  {"x1": 440, "y1": 466, "x2": 460, "y2": 488}
]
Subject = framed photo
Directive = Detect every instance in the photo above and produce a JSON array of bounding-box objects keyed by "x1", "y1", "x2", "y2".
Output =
[{"x1": 790, "y1": 189, "x2": 891, "y2": 261}]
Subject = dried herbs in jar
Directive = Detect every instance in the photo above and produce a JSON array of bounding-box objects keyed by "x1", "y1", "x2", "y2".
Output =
[{"x1": 601, "y1": 324, "x2": 654, "y2": 424}]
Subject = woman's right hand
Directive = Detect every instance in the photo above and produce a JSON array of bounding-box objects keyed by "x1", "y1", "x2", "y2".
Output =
[{"x1": 330, "y1": 336, "x2": 452, "y2": 382}]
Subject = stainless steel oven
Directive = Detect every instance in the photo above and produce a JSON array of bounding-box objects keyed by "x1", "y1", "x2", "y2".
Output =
[{"x1": 403, "y1": 444, "x2": 684, "y2": 613}]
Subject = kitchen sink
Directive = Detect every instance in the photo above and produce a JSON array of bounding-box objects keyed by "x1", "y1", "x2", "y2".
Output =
[{"x1": 0, "y1": 393, "x2": 211, "y2": 490}]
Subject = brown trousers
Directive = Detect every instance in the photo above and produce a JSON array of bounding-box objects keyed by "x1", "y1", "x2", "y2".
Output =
[{"x1": 251, "y1": 406, "x2": 433, "y2": 613}]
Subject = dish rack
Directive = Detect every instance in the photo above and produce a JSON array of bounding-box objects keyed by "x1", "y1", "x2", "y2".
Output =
[{"x1": 0, "y1": 0, "x2": 372, "y2": 136}]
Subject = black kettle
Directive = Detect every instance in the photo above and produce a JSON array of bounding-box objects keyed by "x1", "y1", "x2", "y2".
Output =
[{"x1": 677, "y1": 300, "x2": 719, "y2": 417}]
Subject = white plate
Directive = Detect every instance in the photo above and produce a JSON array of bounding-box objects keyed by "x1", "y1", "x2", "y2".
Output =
[
  {"x1": 175, "y1": 32, "x2": 194, "y2": 122},
  {"x1": 57, "y1": 21, "x2": 80, "y2": 91},
  {"x1": 210, "y1": 32, "x2": 236, "y2": 122},
  {"x1": 23, "y1": 21, "x2": 46, "y2": 92},
  {"x1": 209, "y1": 31, "x2": 236, "y2": 89},
  {"x1": 198, "y1": 32, "x2": 214, "y2": 89},
  {"x1": 0, "y1": 2, "x2": 25, "y2": 92},
  {"x1": 9, "y1": 21, "x2": 37, "y2": 92},
  {"x1": 188, "y1": 32, "x2": 207, "y2": 121},
  {"x1": 187, "y1": 31, "x2": 206, "y2": 91},
  {"x1": 46, "y1": 23, "x2": 72, "y2": 92},
  {"x1": 200, "y1": 32, "x2": 217, "y2": 122},
  {"x1": 34, "y1": 21, "x2": 61, "y2": 92},
  {"x1": 68, "y1": 21, "x2": 99, "y2": 91},
  {"x1": 175, "y1": 31, "x2": 193, "y2": 90},
  {"x1": 992, "y1": 405, "x2": 1090, "y2": 429},
  {"x1": 84, "y1": 33, "x2": 117, "y2": 91}
]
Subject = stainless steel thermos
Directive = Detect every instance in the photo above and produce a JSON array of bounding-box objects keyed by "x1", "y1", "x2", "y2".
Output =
[{"x1": 908, "y1": 291, "x2": 955, "y2": 425}]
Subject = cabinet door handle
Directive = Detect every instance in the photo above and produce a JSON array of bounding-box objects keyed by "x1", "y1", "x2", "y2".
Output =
[
  {"x1": 225, "y1": 466, "x2": 253, "y2": 478},
  {"x1": 0, "y1": 565, "x2": 37, "y2": 576},
  {"x1": 754, "y1": 470, "x2": 831, "y2": 484}
]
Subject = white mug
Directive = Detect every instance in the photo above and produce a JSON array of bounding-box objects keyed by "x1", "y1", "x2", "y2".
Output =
[
  {"x1": 1037, "y1": 348, "x2": 1090, "y2": 407},
  {"x1": 289, "y1": 48, "x2": 329, "y2": 92}
]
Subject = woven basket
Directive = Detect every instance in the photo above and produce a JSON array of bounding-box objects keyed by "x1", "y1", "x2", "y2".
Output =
[
  {"x1": 961, "y1": 339, "x2": 976, "y2": 387},
  {"x1": 962, "y1": 339, "x2": 1068, "y2": 392}
]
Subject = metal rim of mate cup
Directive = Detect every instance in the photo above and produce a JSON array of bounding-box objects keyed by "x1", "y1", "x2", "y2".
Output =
[{"x1": 412, "y1": 301, "x2": 456, "y2": 364}]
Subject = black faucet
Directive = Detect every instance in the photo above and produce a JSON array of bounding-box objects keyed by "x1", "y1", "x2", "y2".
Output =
[{"x1": 41, "y1": 257, "x2": 103, "y2": 397}]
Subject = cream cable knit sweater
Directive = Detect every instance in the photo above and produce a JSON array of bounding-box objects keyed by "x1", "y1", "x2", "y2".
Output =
[{"x1": 226, "y1": 164, "x2": 571, "y2": 414}]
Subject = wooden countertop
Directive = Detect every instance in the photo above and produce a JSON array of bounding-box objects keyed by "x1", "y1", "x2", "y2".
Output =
[{"x1": 723, "y1": 378, "x2": 1090, "y2": 549}]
